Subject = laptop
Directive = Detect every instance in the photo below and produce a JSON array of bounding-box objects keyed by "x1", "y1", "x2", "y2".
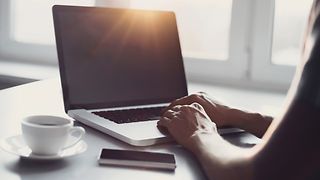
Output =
[{"x1": 53, "y1": 5, "x2": 240, "y2": 146}]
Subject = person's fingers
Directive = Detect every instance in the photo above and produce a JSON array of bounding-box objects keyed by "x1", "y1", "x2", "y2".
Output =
[
  {"x1": 172, "y1": 105, "x2": 182, "y2": 111},
  {"x1": 191, "y1": 102, "x2": 204, "y2": 111},
  {"x1": 162, "y1": 98, "x2": 186, "y2": 113},
  {"x1": 162, "y1": 94, "x2": 201, "y2": 113},
  {"x1": 157, "y1": 117, "x2": 172, "y2": 127},
  {"x1": 190, "y1": 103, "x2": 210, "y2": 119},
  {"x1": 163, "y1": 109, "x2": 177, "y2": 119}
]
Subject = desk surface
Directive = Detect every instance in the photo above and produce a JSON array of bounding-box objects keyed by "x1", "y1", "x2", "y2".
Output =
[{"x1": 0, "y1": 79, "x2": 261, "y2": 180}]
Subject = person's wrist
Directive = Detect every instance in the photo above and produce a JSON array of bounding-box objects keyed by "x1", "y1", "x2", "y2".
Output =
[
  {"x1": 225, "y1": 108, "x2": 249, "y2": 127},
  {"x1": 187, "y1": 132, "x2": 222, "y2": 155},
  {"x1": 230, "y1": 110, "x2": 272, "y2": 137}
]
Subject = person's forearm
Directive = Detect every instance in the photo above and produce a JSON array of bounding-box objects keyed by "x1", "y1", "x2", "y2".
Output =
[
  {"x1": 202, "y1": 94, "x2": 273, "y2": 137},
  {"x1": 190, "y1": 133, "x2": 253, "y2": 180},
  {"x1": 229, "y1": 109, "x2": 273, "y2": 138}
]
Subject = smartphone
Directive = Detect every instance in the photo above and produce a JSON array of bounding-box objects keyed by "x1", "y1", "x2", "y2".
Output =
[{"x1": 98, "y1": 148, "x2": 176, "y2": 170}]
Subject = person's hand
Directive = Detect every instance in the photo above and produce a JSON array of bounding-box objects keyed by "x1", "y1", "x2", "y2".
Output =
[
  {"x1": 163, "y1": 92, "x2": 238, "y2": 128},
  {"x1": 158, "y1": 102, "x2": 218, "y2": 152},
  {"x1": 161, "y1": 92, "x2": 273, "y2": 138}
]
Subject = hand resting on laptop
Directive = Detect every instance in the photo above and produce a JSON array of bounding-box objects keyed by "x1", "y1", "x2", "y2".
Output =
[{"x1": 160, "y1": 92, "x2": 273, "y2": 138}]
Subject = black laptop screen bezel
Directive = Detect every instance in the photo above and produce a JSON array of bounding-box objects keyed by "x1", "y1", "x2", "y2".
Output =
[{"x1": 52, "y1": 5, "x2": 188, "y2": 112}]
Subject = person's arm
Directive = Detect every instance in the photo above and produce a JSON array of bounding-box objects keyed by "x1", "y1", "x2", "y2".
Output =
[
  {"x1": 252, "y1": 100, "x2": 320, "y2": 180},
  {"x1": 158, "y1": 99, "x2": 320, "y2": 180},
  {"x1": 190, "y1": 131, "x2": 253, "y2": 180},
  {"x1": 158, "y1": 1, "x2": 320, "y2": 179},
  {"x1": 229, "y1": 110, "x2": 273, "y2": 138},
  {"x1": 164, "y1": 92, "x2": 272, "y2": 137}
]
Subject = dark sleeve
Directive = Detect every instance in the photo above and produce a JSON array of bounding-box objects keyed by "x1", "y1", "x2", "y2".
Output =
[{"x1": 295, "y1": 38, "x2": 320, "y2": 109}]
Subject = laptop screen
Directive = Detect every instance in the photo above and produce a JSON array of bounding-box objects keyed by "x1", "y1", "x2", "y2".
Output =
[{"x1": 53, "y1": 6, "x2": 188, "y2": 111}]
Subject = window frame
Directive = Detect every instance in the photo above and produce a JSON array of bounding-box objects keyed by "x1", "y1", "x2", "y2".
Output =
[{"x1": 250, "y1": 0, "x2": 298, "y2": 88}]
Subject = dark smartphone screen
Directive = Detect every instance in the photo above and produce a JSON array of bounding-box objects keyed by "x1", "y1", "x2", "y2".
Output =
[{"x1": 99, "y1": 149, "x2": 175, "y2": 164}]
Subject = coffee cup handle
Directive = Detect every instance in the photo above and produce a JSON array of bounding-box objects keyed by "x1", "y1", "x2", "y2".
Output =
[{"x1": 63, "y1": 127, "x2": 85, "y2": 150}]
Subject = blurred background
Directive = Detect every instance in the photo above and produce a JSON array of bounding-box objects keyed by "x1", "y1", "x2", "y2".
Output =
[{"x1": 0, "y1": 0, "x2": 314, "y2": 91}]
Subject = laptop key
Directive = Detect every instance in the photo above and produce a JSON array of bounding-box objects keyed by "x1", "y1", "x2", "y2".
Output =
[{"x1": 92, "y1": 106, "x2": 165, "y2": 124}]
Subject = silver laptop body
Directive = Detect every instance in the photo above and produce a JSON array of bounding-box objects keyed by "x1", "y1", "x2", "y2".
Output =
[{"x1": 53, "y1": 5, "x2": 240, "y2": 146}]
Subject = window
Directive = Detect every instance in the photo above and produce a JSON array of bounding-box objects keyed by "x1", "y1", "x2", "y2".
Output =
[
  {"x1": 127, "y1": 0, "x2": 249, "y2": 82},
  {"x1": 0, "y1": 0, "x2": 315, "y2": 91},
  {"x1": 10, "y1": 0, "x2": 232, "y2": 60},
  {"x1": 130, "y1": 0, "x2": 232, "y2": 60},
  {"x1": 1, "y1": 0, "x2": 248, "y2": 81},
  {"x1": 0, "y1": 0, "x2": 95, "y2": 64},
  {"x1": 11, "y1": 0, "x2": 95, "y2": 45},
  {"x1": 250, "y1": 0, "x2": 314, "y2": 88},
  {"x1": 272, "y1": 0, "x2": 313, "y2": 66}
]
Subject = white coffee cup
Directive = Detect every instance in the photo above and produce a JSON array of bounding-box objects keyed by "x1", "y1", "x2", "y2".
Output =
[{"x1": 21, "y1": 115, "x2": 85, "y2": 155}]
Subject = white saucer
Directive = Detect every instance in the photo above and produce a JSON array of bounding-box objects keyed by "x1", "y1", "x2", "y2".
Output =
[{"x1": 0, "y1": 135, "x2": 87, "y2": 160}]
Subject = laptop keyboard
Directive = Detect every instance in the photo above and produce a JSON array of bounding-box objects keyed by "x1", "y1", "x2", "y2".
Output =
[{"x1": 92, "y1": 106, "x2": 166, "y2": 124}]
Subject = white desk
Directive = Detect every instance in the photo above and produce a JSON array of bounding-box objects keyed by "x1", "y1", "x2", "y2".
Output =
[{"x1": 0, "y1": 79, "x2": 270, "y2": 180}]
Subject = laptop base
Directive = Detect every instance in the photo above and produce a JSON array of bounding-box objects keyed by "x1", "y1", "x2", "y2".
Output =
[{"x1": 69, "y1": 109, "x2": 244, "y2": 146}]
